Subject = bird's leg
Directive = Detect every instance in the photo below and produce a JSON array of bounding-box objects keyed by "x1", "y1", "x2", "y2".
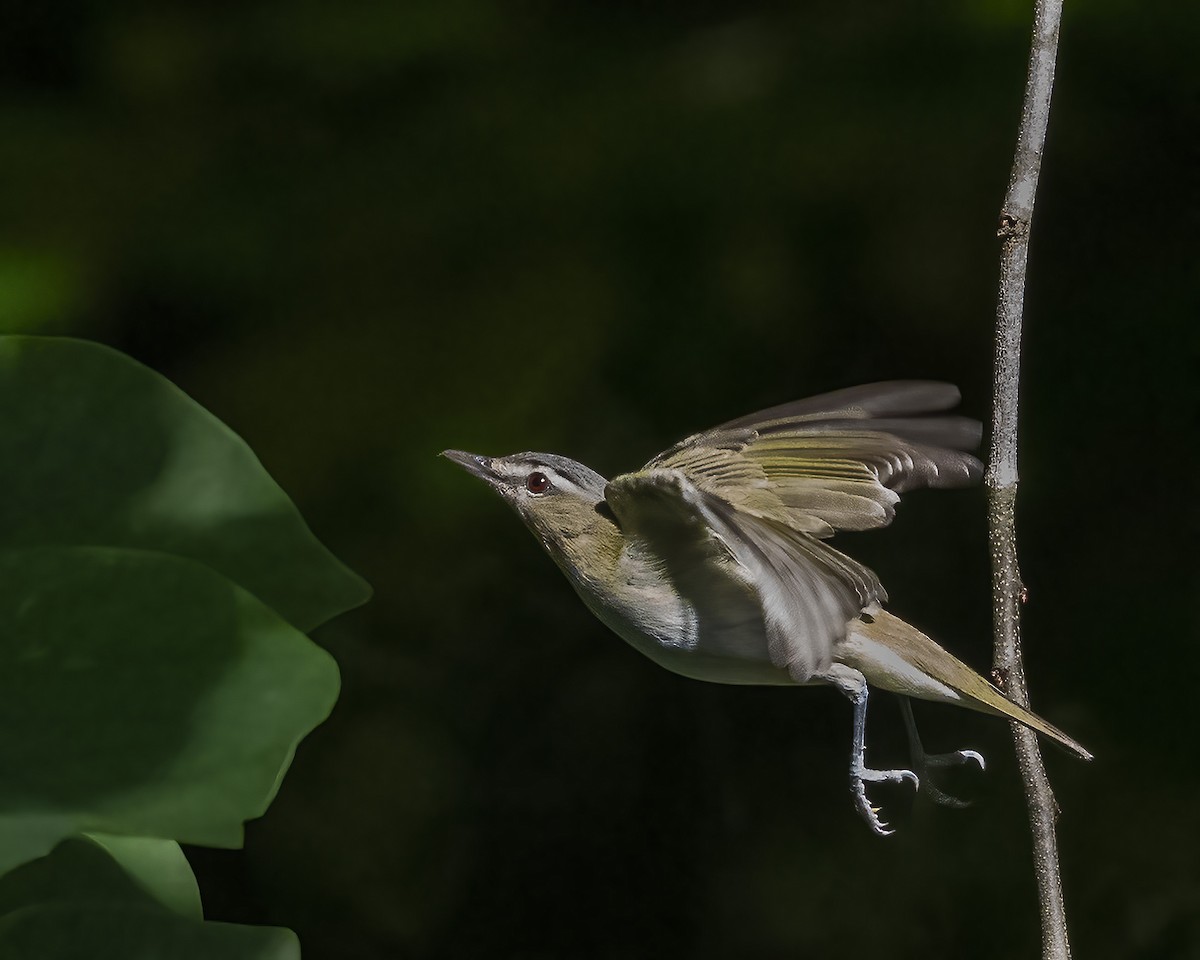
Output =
[
  {"x1": 899, "y1": 697, "x2": 986, "y2": 809},
  {"x1": 824, "y1": 664, "x2": 918, "y2": 836}
]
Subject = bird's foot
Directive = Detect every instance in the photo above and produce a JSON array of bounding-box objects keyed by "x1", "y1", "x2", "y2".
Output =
[
  {"x1": 850, "y1": 764, "x2": 919, "y2": 836},
  {"x1": 914, "y1": 748, "x2": 986, "y2": 808}
]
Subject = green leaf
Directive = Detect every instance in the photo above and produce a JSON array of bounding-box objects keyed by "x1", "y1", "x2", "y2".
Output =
[
  {"x1": 0, "y1": 335, "x2": 370, "y2": 631},
  {"x1": 0, "y1": 547, "x2": 340, "y2": 875},
  {"x1": 85, "y1": 834, "x2": 203, "y2": 919},
  {"x1": 0, "y1": 904, "x2": 299, "y2": 960},
  {"x1": 0, "y1": 835, "x2": 200, "y2": 920}
]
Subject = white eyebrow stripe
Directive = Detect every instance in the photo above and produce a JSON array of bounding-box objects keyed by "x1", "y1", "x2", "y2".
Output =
[
  {"x1": 501, "y1": 462, "x2": 583, "y2": 496},
  {"x1": 540, "y1": 467, "x2": 582, "y2": 495}
]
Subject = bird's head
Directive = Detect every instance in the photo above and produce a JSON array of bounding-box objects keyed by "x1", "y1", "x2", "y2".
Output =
[{"x1": 441, "y1": 450, "x2": 615, "y2": 563}]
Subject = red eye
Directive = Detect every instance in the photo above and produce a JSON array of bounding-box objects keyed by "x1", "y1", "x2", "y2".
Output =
[{"x1": 526, "y1": 471, "x2": 551, "y2": 494}]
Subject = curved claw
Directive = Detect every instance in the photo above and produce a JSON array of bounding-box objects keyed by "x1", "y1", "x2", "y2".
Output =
[
  {"x1": 853, "y1": 782, "x2": 892, "y2": 835},
  {"x1": 851, "y1": 766, "x2": 919, "y2": 835},
  {"x1": 925, "y1": 748, "x2": 986, "y2": 772},
  {"x1": 899, "y1": 699, "x2": 988, "y2": 809},
  {"x1": 916, "y1": 749, "x2": 986, "y2": 807},
  {"x1": 858, "y1": 765, "x2": 920, "y2": 790},
  {"x1": 960, "y1": 750, "x2": 986, "y2": 771}
]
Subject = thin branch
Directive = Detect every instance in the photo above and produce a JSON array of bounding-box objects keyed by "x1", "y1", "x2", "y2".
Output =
[{"x1": 986, "y1": 1, "x2": 1071, "y2": 959}]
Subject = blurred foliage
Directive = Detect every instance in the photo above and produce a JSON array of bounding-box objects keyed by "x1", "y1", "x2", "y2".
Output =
[
  {"x1": 0, "y1": 835, "x2": 202, "y2": 920},
  {"x1": 0, "y1": 338, "x2": 368, "y2": 953},
  {"x1": 1, "y1": 1, "x2": 1197, "y2": 958}
]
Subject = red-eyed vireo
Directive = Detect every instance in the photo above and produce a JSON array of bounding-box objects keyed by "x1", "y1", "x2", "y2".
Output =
[{"x1": 444, "y1": 382, "x2": 1091, "y2": 835}]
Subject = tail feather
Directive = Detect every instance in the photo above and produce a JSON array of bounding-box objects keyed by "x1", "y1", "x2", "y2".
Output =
[{"x1": 846, "y1": 610, "x2": 1093, "y2": 761}]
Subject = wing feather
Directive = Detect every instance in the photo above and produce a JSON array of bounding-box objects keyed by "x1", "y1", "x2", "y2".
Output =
[
  {"x1": 698, "y1": 494, "x2": 884, "y2": 678},
  {"x1": 713, "y1": 380, "x2": 966, "y2": 429},
  {"x1": 604, "y1": 383, "x2": 980, "y2": 680},
  {"x1": 605, "y1": 469, "x2": 883, "y2": 681},
  {"x1": 646, "y1": 381, "x2": 982, "y2": 535}
]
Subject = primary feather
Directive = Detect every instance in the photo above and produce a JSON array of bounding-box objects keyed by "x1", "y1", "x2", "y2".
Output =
[{"x1": 644, "y1": 380, "x2": 982, "y2": 538}]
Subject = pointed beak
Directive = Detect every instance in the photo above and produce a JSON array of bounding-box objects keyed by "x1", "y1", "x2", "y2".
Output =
[{"x1": 440, "y1": 449, "x2": 498, "y2": 483}]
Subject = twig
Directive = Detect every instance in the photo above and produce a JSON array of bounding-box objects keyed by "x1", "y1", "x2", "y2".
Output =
[{"x1": 986, "y1": 1, "x2": 1072, "y2": 959}]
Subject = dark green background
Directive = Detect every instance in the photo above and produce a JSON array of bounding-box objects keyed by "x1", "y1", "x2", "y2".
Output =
[{"x1": 3, "y1": 0, "x2": 1197, "y2": 956}]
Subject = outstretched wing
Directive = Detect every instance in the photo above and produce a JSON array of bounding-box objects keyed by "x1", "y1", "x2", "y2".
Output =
[
  {"x1": 605, "y1": 469, "x2": 883, "y2": 681},
  {"x1": 604, "y1": 383, "x2": 981, "y2": 680},
  {"x1": 645, "y1": 381, "x2": 983, "y2": 538}
]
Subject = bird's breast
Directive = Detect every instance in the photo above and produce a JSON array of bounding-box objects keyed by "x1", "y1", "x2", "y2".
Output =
[
  {"x1": 563, "y1": 541, "x2": 794, "y2": 686},
  {"x1": 569, "y1": 547, "x2": 697, "y2": 649}
]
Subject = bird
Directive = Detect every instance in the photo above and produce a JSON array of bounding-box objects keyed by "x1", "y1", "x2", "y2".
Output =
[{"x1": 443, "y1": 381, "x2": 1091, "y2": 835}]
